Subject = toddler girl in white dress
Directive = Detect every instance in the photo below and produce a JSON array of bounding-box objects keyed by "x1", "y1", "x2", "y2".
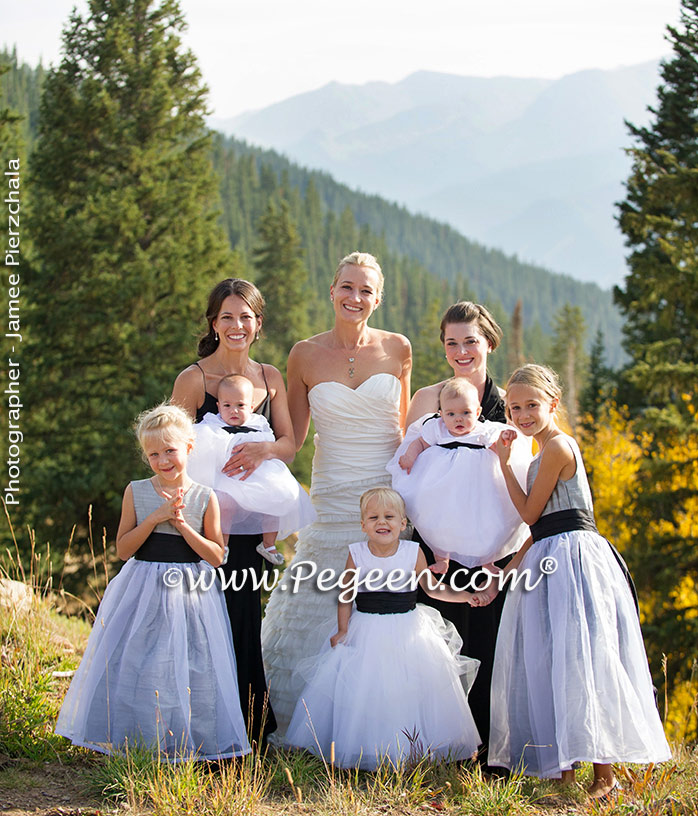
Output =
[{"x1": 286, "y1": 487, "x2": 481, "y2": 769}]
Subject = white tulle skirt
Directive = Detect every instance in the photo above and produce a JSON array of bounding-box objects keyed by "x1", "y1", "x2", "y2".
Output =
[
  {"x1": 387, "y1": 443, "x2": 529, "y2": 566},
  {"x1": 212, "y1": 463, "x2": 316, "y2": 539},
  {"x1": 489, "y1": 530, "x2": 671, "y2": 777},
  {"x1": 188, "y1": 427, "x2": 316, "y2": 538},
  {"x1": 285, "y1": 604, "x2": 481, "y2": 769},
  {"x1": 55, "y1": 559, "x2": 251, "y2": 760}
]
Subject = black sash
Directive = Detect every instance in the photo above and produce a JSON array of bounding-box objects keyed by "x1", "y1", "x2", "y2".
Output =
[
  {"x1": 438, "y1": 441, "x2": 486, "y2": 450},
  {"x1": 530, "y1": 509, "x2": 639, "y2": 613},
  {"x1": 222, "y1": 424, "x2": 257, "y2": 434},
  {"x1": 355, "y1": 590, "x2": 418, "y2": 614},
  {"x1": 134, "y1": 531, "x2": 201, "y2": 563},
  {"x1": 530, "y1": 508, "x2": 598, "y2": 542}
]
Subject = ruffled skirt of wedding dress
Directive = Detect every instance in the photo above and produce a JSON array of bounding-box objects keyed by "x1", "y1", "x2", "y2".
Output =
[
  {"x1": 262, "y1": 373, "x2": 402, "y2": 738},
  {"x1": 261, "y1": 477, "x2": 391, "y2": 738}
]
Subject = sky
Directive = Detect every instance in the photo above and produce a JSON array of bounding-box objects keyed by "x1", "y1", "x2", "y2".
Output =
[{"x1": 3, "y1": 0, "x2": 682, "y2": 119}]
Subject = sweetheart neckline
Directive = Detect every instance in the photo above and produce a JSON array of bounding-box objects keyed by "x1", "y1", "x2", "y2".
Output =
[{"x1": 308, "y1": 372, "x2": 399, "y2": 396}]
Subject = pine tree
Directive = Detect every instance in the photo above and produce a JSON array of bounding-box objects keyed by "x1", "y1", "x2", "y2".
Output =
[
  {"x1": 506, "y1": 299, "x2": 524, "y2": 375},
  {"x1": 24, "y1": 0, "x2": 233, "y2": 553},
  {"x1": 612, "y1": 0, "x2": 698, "y2": 714},
  {"x1": 549, "y1": 303, "x2": 588, "y2": 430},
  {"x1": 411, "y1": 299, "x2": 450, "y2": 393},
  {"x1": 252, "y1": 200, "x2": 311, "y2": 369},
  {"x1": 616, "y1": 0, "x2": 698, "y2": 422},
  {"x1": 0, "y1": 61, "x2": 23, "y2": 156},
  {"x1": 579, "y1": 329, "x2": 613, "y2": 431}
]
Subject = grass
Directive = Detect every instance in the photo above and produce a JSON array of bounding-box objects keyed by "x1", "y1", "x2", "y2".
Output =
[{"x1": 1, "y1": 516, "x2": 697, "y2": 814}]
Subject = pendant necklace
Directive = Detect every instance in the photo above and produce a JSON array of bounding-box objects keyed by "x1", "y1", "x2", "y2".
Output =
[{"x1": 332, "y1": 330, "x2": 365, "y2": 378}]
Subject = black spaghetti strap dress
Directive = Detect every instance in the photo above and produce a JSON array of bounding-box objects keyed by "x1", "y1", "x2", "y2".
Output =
[{"x1": 195, "y1": 363, "x2": 277, "y2": 746}]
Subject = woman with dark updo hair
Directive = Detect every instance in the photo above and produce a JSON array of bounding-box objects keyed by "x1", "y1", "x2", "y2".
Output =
[{"x1": 172, "y1": 278, "x2": 295, "y2": 746}]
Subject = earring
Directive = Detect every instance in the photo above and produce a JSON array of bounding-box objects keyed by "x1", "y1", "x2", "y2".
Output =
[
  {"x1": 255, "y1": 331, "x2": 260, "y2": 341},
  {"x1": 215, "y1": 332, "x2": 219, "y2": 341}
]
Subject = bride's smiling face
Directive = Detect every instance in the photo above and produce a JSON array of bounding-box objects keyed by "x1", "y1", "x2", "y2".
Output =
[{"x1": 330, "y1": 265, "x2": 382, "y2": 324}]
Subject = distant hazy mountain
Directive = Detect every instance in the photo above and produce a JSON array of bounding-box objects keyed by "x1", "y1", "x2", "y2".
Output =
[{"x1": 211, "y1": 63, "x2": 661, "y2": 288}]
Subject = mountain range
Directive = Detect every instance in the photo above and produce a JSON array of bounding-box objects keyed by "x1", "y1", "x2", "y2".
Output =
[{"x1": 211, "y1": 63, "x2": 661, "y2": 288}]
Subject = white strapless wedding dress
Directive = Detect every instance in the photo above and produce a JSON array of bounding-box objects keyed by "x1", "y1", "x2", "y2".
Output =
[{"x1": 261, "y1": 373, "x2": 402, "y2": 736}]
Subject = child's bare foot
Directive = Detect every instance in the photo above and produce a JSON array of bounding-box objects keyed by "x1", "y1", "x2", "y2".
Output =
[
  {"x1": 587, "y1": 776, "x2": 617, "y2": 800},
  {"x1": 429, "y1": 558, "x2": 449, "y2": 575}
]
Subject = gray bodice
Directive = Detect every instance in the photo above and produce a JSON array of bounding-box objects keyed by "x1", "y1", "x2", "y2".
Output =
[
  {"x1": 526, "y1": 434, "x2": 593, "y2": 516},
  {"x1": 131, "y1": 479, "x2": 211, "y2": 535}
]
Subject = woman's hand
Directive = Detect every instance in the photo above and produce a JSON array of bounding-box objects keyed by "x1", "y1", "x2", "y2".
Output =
[
  {"x1": 495, "y1": 428, "x2": 517, "y2": 466},
  {"x1": 222, "y1": 441, "x2": 272, "y2": 480}
]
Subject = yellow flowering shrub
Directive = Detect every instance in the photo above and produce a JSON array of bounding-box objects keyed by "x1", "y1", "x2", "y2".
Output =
[{"x1": 580, "y1": 400, "x2": 698, "y2": 743}]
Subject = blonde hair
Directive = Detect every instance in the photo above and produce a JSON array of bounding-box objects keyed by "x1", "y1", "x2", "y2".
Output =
[
  {"x1": 440, "y1": 301, "x2": 502, "y2": 350},
  {"x1": 135, "y1": 403, "x2": 194, "y2": 453},
  {"x1": 439, "y1": 377, "x2": 480, "y2": 408},
  {"x1": 333, "y1": 251, "x2": 384, "y2": 300},
  {"x1": 359, "y1": 487, "x2": 406, "y2": 518},
  {"x1": 506, "y1": 364, "x2": 561, "y2": 403},
  {"x1": 505, "y1": 364, "x2": 567, "y2": 425}
]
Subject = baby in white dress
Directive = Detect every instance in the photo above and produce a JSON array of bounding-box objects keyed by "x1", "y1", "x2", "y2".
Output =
[
  {"x1": 187, "y1": 374, "x2": 315, "y2": 564},
  {"x1": 388, "y1": 378, "x2": 530, "y2": 571}
]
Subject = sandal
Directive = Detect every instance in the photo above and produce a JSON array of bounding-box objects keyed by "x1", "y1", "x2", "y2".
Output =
[{"x1": 256, "y1": 542, "x2": 285, "y2": 565}]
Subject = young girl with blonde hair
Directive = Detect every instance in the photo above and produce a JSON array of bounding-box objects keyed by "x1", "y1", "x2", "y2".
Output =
[{"x1": 56, "y1": 404, "x2": 250, "y2": 760}]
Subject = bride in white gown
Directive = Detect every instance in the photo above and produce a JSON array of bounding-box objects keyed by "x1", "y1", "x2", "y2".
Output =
[{"x1": 261, "y1": 252, "x2": 411, "y2": 735}]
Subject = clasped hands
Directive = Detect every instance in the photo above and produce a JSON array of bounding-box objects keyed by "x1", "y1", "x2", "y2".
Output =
[{"x1": 156, "y1": 487, "x2": 186, "y2": 528}]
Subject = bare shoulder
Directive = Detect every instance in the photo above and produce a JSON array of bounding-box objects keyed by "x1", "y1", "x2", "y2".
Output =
[
  {"x1": 375, "y1": 328, "x2": 411, "y2": 358},
  {"x1": 259, "y1": 362, "x2": 285, "y2": 391},
  {"x1": 412, "y1": 380, "x2": 446, "y2": 407},
  {"x1": 172, "y1": 363, "x2": 204, "y2": 407},
  {"x1": 406, "y1": 380, "x2": 445, "y2": 425},
  {"x1": 543, "y1": 434, "x2": 576, "y2": 465},
  {"x1": 289, "y1": 332, "x2": 335, "y2": 371},
  {"x1": 290, "y1": 332, "x2": 332, "y2": 359},
  {"x1": 173, "y1": 362, "x2": 203, "y2": 388}
]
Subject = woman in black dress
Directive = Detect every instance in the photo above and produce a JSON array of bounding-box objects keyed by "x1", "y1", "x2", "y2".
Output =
[
  {"x1": 172, "y1": 278, "x2": 295, "y2": 747},
  {"x1": 406, "y1": 301, "x2": 513, "y2": 768}
]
